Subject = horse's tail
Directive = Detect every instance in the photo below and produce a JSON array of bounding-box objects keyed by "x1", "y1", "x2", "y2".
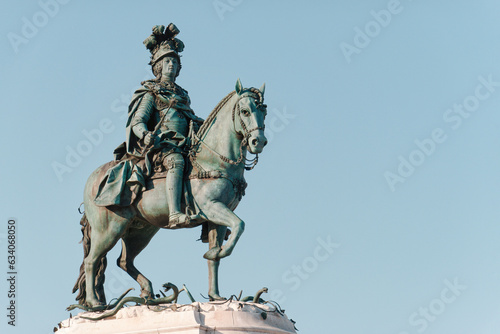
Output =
[
  {"x1": 72, "y1": 213, "x2": 90, "y2": 304},
  {"x1": 72, "y1": 213, "x2": 107, "y2": 305}
]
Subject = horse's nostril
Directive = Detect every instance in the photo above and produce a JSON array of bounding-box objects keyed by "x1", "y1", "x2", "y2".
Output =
[
  {"x1": 263, "y1": 140, "x2": 268, "y2": 147},
  {"x1": 251, "y1": 138, "x2": 258, "y2": 146}
]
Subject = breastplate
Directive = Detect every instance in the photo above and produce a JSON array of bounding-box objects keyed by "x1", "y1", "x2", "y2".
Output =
[{"x1": 158, "y1": 107, "x2": 188, "y2": 135}]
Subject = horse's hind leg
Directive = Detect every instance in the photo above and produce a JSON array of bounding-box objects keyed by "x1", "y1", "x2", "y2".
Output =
[
  {"x1": 84, "y1": 213, "x2": 130, "y2": 307},
  {"x1": 117, "y1": 223, "x2": 160, "y2": 299}
]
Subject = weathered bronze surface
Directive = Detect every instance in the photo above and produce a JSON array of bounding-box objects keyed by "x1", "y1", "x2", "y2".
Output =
[{"x1": 72, "y1": 24, "x2": 268, "y2": 309}]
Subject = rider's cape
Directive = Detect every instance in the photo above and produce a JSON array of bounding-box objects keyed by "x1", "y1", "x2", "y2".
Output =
[{"x1": 93, "y1": 80, "x2": 196, "y2": 207}]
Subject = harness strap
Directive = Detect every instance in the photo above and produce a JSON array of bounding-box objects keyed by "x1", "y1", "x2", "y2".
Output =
[
  {"x1": 188, "y1": 166, "x2": 247, "y2": 200},
  {"x1": 192, "y1": 131, "x2": 248, "y2": 167}
]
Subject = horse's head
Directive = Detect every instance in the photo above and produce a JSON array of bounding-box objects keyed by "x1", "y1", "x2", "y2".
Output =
[{"x1": 233, "y1": 79, "x2": 268, "y2": 154}]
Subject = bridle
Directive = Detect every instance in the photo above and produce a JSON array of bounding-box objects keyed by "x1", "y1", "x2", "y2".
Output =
[
  {"x1": 232, "y1": 92, "x2": 266, "y2": 140},
  {"x1": 192, "y1": 91, "x2": 266, "y2": 171}
]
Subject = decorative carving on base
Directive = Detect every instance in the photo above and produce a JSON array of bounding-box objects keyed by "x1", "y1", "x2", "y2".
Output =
[{"x1": 55, "y1": 301, "x2": 297, "y2": 334}]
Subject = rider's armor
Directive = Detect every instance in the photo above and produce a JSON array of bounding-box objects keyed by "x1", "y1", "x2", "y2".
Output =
[
  {"x1": 95, "y1": 23, "x2": 202, "y2": 226},
  {"x1": 131, "y1": 81, "x2": 200, "y2": 227},
  {"x1": 131, "y1": 84, "x2": 191, "y2": 149}
]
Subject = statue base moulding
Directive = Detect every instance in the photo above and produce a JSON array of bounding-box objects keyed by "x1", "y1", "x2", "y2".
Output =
[{"x1": 55, "y1": 301, "x2": 297, "y2": 334}]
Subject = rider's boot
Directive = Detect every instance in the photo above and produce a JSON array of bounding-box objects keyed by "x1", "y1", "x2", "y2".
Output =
[{"x1": 165, "y1": 153, "x2": 190, "y2": 227}]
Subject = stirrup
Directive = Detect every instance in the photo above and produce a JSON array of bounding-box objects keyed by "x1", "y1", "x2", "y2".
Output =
[{"x1": 168, "y1": 212, "x2": 190, "y2": 228}]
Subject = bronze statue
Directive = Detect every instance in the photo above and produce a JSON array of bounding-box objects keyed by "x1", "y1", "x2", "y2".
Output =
[{"x1": 72, "y1": 24, "x2": 268, "y2": 309}]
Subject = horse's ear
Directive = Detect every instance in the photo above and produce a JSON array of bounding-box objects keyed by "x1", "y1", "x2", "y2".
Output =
[
  {"x1": 235, "y1": 78, "x2": 243, "y2": 95},
  {"x1": 259, "y1": 83, "x2": 266, "y2": 95}
]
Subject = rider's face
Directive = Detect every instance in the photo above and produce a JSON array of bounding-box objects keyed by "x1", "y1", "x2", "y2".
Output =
[{"x1": 161, "y1": 56, "x2": 179, "y2": 81}]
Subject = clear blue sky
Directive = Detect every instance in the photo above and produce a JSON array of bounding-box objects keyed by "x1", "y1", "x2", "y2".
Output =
[{"x1": 2, "y1": 1, "x2": 500, "y2": 333}]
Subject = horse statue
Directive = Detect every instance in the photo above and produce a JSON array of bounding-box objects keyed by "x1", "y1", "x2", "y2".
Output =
[{"x1": 72, "y1": 79, "x2": 268, "y2": 308}]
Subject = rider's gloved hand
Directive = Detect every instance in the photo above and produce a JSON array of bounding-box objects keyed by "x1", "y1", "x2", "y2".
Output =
[{"x1": 143, "y1": 131, "x2": 157, "y2": 146}]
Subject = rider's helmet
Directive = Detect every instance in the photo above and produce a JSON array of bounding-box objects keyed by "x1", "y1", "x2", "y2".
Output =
[{"x1": 143, "y1": 23, "x2": 184, "y2": 78}]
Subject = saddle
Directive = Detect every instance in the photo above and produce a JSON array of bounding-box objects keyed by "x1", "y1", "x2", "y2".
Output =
[
  {"x1": 93, "y1": 154, "x2": 195, "y2": 210},
  {"x1": 93, "y1": 122, "x2": 233, "y2": 243},
  {"x1": 95, "y1": 119, "x2": 197, "y2": 209}
]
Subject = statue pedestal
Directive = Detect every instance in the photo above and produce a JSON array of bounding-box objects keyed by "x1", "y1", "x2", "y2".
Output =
[{"x1": 55, "y1": 301, "x2": 297, "y2": 334}]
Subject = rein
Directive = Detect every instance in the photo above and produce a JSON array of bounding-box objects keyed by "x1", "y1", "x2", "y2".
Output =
[
  {"x1": 192, "y1": 93, "x2": 264, "y2": 171},
  {"x1": 192, "y1": 131, "x2": 255, "y2": 169}
]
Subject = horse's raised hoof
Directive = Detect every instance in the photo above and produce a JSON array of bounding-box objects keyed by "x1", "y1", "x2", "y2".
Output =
[
  {"x1": 218, "y1": 247, "x2": 232, "y2": 259},
  {"x1": 203, "y1": 247, "x2": 221, "y2": 260}
]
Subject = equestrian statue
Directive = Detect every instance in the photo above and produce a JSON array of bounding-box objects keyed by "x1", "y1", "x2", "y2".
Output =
[{"x1": 71, "y1": 23, "x2": 268, "y2": 309}]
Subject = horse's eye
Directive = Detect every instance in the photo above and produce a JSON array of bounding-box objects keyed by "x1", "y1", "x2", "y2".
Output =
[{"x1": 242, "y1": 109, "x2": 250, "y2": 116}]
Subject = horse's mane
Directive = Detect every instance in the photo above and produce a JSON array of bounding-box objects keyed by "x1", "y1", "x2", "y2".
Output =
[
  {"x1": 197, "y1": 91, "x2": 237, "y2": 138},
  {"x1": 197, "y1": 88, "x2": 264, "y2": 139}
]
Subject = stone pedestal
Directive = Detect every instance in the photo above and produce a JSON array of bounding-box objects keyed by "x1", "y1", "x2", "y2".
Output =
[{"x1": 55, "y1": 301, "x2": 297, "y2": 334}]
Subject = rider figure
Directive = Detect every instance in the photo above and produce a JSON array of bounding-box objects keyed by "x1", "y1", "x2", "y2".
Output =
[{"x1": 128, "y1": 24, "x2": 203, "y2": 226}]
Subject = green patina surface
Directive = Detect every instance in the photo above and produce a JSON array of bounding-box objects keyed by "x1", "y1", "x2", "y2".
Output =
[{"x1": 72, "y1": 23, "x2": 268, "y2": 309}]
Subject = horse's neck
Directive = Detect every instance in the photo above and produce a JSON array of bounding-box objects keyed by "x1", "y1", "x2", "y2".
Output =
[{"x1": 197, "y1": 98, "x2": 246, "y2": 176}]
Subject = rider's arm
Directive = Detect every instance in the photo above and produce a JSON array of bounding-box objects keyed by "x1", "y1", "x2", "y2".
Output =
[
  {"x1": 132, "y1": 93, "x2": 155, "y2": 139},
  {"x1": 184, "y1": 94, "x2": 204, "y2": 124}
]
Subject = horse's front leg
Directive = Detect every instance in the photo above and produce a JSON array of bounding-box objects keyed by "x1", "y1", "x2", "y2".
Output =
[
  {"x1": 201, "y1": 201, "x2": 244, "y2": 260},
  {"x1": 207, "y1": 223, "x2": 227, "y2": 300}
]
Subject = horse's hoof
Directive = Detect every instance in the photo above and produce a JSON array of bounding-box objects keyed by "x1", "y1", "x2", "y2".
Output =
[
  {"x1": 209, "y1": 294, "x2": 226, "y2": 301},
  {"x1": 218, "y1": 247, "x2": 232, "y2": 259},
  {"x1": 85, "y1": 303, "x2": 107, "y2": 312},
  {"x1": 140, "y1": 290, "x2": 154, "y2": 300},
  {"x1": 203, "y1": 247, "x2": 221, "y2": 260}
]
